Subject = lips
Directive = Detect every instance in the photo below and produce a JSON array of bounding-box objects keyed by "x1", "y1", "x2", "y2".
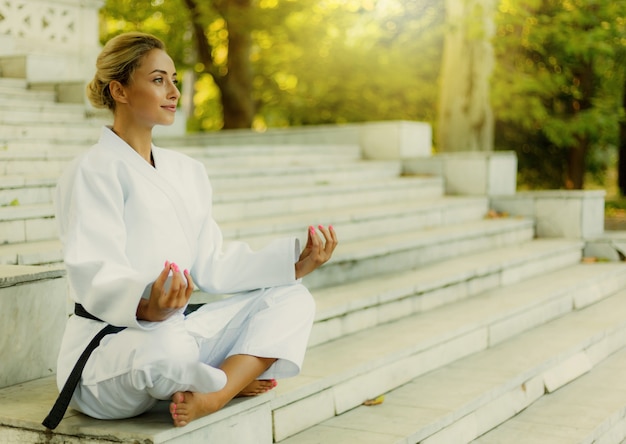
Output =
[{"x1": 162, "y1": 105, "x2": 177, "y2": 112}]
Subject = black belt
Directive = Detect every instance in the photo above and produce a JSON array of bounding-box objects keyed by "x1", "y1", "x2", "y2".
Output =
[
  {"x1": 42, "y1": 304, "x2": 125, "y2": 430},
  {"x1": 42, "y1": 302, "x2": 205, "y2": 430}
]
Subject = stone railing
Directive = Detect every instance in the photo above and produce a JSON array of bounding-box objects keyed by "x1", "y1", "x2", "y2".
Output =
[
  {"x1": 0, "y1": 0, "x2": 102, "y2": 82},
  {"x1": 0, "y1": 0, "x2": 102, "y2": 54}
]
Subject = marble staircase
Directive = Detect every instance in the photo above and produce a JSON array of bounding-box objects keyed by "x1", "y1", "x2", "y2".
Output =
[{"x1": 1, "y1": 65, "x2": 626, "y2": 444}]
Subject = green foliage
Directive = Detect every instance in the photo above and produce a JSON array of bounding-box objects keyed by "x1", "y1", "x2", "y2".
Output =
[
  {"x1": 100, "y1": 0, "x2": 444, "y2": 131},
  {"x1": 492, "y1": 0, "x2": 626, "y2": 189}
]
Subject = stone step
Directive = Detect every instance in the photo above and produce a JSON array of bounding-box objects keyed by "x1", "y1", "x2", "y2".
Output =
[
  {"x1": 302, "y1": 217, "x2": 535, "y2": 289},
  {"x1": 0, "y1": 122, "x2": 102, "y2": 141},
  {"x1": 0, "y1": 149, "x2": 396, "y2": 179},
  {"x1": 1, "y1": 261, "x2": 624, "y2": 443},
  {"x1": 0, "y1": 239, "x2": 62, "y2": 266},
  {"x1": 0, "y1": 175, "x2": 443, "y2": 246},
  {"x1": 0, "y1": 85, "x2": 57, "y2": 102},
  {"x1": 473, "y1": 346, "x2": 626, "y2": 443},
  {"x1": 0, "y1": 77, "x2": 28, "y2": 89},
  {"x1": 307, "y1": 238, "x2": 583, "y2": 347},
  {"x1": 0, "y1": 193, "x2": 471, "y2": 265},
  {"x1": 0, "y1": 237, "x2": 578, "y2": 386},
  {"x1": 276, "y1": 263, "x2": 626, "y2": 442},
  {"x1": 0, "y1": 106, "x2": 89, "y2": 124},
  {"x1": 164, "y1": 143, "x2": 362, "y2": 161},
  {"x1": 0, "y1": 175, "x2": 56, "y2": 206},
  {"x1": 212, "y1": 176, "x2": 444, "y2": 222},
  {"x1": 0, "y1": 171, "x2": 436, "y2": 210},
  {"x1": 0, "y1": 138, "x2": 96, "y2": 152},
  {"x1": 0, "y1": 206, "x2": 528, "y2": 288},
  {"x1": 0, "y1": 203, "x2": 57, "y2": 245},
  {"x1": 220, "y1": 196, "x2": 489, "y2": 243},
  {"x1": 204, "y1": 160, "x2": 403, "y2": 190}
]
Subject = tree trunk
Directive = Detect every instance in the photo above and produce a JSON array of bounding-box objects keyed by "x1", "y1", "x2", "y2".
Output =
[
  {"x1": 566, "y1": 142, "x2": 588, "y2": 189},
  {"x1": 619, "y1": 77, "x2": 626, "y2": 195},
  {"x1": 437, "y1": 0, "x2": 495, "y2": 152},
  {"x1": 219, "y1": 0, "x2": 254, "y2": 129},
  {"x1": 566, "y1": 61, "x2": 594, "y2": 189},
  {"x1": 183, "y1": 0, "x2": 255, "y2": 129}
]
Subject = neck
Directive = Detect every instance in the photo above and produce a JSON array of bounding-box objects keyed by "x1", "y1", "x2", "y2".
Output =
[{"x1": 111, "y1": 122, "x2": 154, "y2": 165}]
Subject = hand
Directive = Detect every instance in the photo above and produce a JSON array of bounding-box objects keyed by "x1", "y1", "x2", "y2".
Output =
[
  {"x1": 295, "y1": 225, "x2": 338, "y2": 279},
  {"x1": 137, "y1": 261, "x2": 195, "y2": 322}
]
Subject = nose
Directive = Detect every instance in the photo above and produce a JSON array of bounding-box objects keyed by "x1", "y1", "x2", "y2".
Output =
[{"x1": 169, "y1": 80, "x2": 180, "y2": 101}]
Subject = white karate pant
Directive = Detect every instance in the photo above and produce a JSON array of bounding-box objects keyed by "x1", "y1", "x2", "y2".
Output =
[{"x1": 70, "y1": 283, "x2": 315, "y2": 420}]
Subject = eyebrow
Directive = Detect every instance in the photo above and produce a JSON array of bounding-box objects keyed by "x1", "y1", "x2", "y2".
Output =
[{"x1": 149, "y1": 69, "x2": 177, "y2": 77}]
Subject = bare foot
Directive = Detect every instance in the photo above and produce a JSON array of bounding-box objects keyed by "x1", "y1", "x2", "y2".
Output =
[
  {"x1": 236, "y1": 379, "x2": 277, "y2": 397},
  {"x1": 170, "y1": 391, "x2": 220, "y2": 427}
]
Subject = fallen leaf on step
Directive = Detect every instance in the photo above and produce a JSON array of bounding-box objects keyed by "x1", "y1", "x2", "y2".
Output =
[
  {"x1": 581, "y1": 256, "x2": 598, "y2": 263},
  {"x1": 362, "y1": 395, "x2": 385, "y2": 406},
  {"x1": 485, "y1": 209, "x2": 509, "y2": 219}
]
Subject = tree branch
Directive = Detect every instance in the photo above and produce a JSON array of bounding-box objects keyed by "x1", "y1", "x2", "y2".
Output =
[{"x1": 182, "y1": 0, "x2": 222, "y2": 85}]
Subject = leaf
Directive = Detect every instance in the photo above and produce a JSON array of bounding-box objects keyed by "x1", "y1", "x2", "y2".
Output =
[{"x1": 362, "y1": 395, "x2": 385, "y2": 406}]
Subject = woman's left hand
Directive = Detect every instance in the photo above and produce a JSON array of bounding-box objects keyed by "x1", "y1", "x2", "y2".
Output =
[{"x1": 295, "y1": 225, "x2": 338, "y2": 279}]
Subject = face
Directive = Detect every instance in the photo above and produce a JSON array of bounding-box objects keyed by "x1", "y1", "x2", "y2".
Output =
[{"x1": 114, "y1": 48, "x2": 180, "y2": 128}]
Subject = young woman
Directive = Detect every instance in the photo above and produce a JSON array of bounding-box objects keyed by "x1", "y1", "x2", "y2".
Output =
[{"x1": 50, "y1": 32, "x2": 336, "y2": 428}]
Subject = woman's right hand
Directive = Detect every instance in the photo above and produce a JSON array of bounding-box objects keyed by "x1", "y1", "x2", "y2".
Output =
[{"x1": 136, "y1": 261, "x2": 194, "y2": 322}]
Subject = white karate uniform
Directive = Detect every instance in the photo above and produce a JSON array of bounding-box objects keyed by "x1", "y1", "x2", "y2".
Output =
[{"x1": 54, "y1": 127, "x2": 315, "y2": 420}]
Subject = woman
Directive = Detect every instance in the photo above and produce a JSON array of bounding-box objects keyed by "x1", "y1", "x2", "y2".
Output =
[{"x1": 49, "y1": 32, "x2": 336, "y2": 428}]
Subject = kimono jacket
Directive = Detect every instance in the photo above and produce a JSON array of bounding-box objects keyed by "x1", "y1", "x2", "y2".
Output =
[{"x1": 54, "y1": 126, "x2": 300, "y2": 389}]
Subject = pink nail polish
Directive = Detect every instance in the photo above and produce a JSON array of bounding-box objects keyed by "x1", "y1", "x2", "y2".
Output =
[
  {"x1": 164, "y1": 260, "x2": 169, "y2": 267},
  {"x1": 318, "y1": 224, "x2": 324, "y2": 230},
  {"x1": 310, "y1": 226, "x2": 315, "y2": 232},
  {"x1": 184, "y1": 269, "x2": 189, "y2": 275},
  {"x1": 329, "y1": 225, "x2": 334, "y2": 230}
]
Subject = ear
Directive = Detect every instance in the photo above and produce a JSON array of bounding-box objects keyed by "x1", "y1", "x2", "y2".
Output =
[{"x1": 108, "y1": 80, "x2": 129, "y2": 104}]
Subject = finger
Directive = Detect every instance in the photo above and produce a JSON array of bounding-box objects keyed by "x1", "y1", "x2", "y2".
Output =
[
  {"x1": 309, "y1": 226, "x2": 321, "y2": 252},
  {"x1": 167, "y1": 263, "x2": 182, "y2": 298},
  {"x1": 154, "y1": 261, "x2": 171, "y2": 293},
  {"x1": 184, "y1": 269, "x2": 194, "y2": 298},
  {"x1": 329, "y1": 225, "x2": 338, "y2": 244},
  {"x1": 325, "y1": 225, "x2": 338, "y2": 254},
  {"x1": 305, "y1": 226, "x2": 315, "y2": 248},
  {"x1": 317, "y1": 225, "x2": 331, "y2": 242},
  {"x1": 317, "y1": 225, "x2": 337, "y2": 256}
]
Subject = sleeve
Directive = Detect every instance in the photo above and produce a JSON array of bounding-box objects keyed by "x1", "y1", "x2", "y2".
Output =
[
  {"x1": 56, "y1": 158, "x2": 154, "y2": 329},
  {"x1": 190, "y1": 169, "x2": 300, "y2": 294}
]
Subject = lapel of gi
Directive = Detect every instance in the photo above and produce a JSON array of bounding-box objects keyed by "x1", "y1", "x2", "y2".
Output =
[{"x1": 103, "y1": 128, "x2": 197, "y2": 251}]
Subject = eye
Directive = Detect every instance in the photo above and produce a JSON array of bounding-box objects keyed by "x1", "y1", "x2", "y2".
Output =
[
  {"x1": 172, "y1": 78, "x2": 179, "y2": 85},
  {"x1": 154, "y1": 77, "x2": 163, "y2": 84}
]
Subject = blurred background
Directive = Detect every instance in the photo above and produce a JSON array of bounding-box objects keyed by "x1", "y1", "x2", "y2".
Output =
[{"x1": 100, "y1": 0, "x2": 626, "y2": 199}]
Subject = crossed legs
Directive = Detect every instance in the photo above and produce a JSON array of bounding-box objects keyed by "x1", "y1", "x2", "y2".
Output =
[{"x1": 169, "y1": 354, "x2": 277, "y2": 427}]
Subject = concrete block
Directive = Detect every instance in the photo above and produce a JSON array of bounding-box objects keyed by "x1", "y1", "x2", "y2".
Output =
[
  {"x1": 308, "y1": 317, "x2": 343, "y2": 347},
  {"x1": 422, "y1": 374, "x2": 544, "y2": 444},
  {"x1": 492, "y1": 190, "x2": 605, "y2": 239},
  {"x1": 359, "y1": 120, "x2": 432, "y2": 160},
  {"x1": 25, "y1": 217, "x2": 57, "y2": 241},
  {"x1": 0, "y1": 266, "x2": 66, "y2": 388},
  {"x1": 272, "y1": 389, "x2": 335, "y2": 442},
  {"x1": 0, "y1": 220, "x2": 26, "y2": 243},
  {"x1": 333, "y1": 328, "x2": 488, "y2": 415},
  {"x1": 544, "y1": 352, "x2": 591, "y2": 393},
  {"x1": 488, "y1": 295, "x2": 572, "y2": 346},
  {"x1": 404, "y1": 151, "x2": 517, "y2": 196},
  {"x1": 165, "y1": 403, "x2": 272, "y2": 444},
  {"x1": 377, "y1": 297, "x2": 413, "y2": 324}
]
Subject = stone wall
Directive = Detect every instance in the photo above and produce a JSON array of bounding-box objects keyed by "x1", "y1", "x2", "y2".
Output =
[{"x1": 0, "y1": 0, "x2": 103, "y2": 81}]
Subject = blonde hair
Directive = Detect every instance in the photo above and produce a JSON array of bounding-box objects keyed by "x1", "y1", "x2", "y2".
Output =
[{"x1": 86, "y1": 32, "x2": 165, "y2": 111}]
